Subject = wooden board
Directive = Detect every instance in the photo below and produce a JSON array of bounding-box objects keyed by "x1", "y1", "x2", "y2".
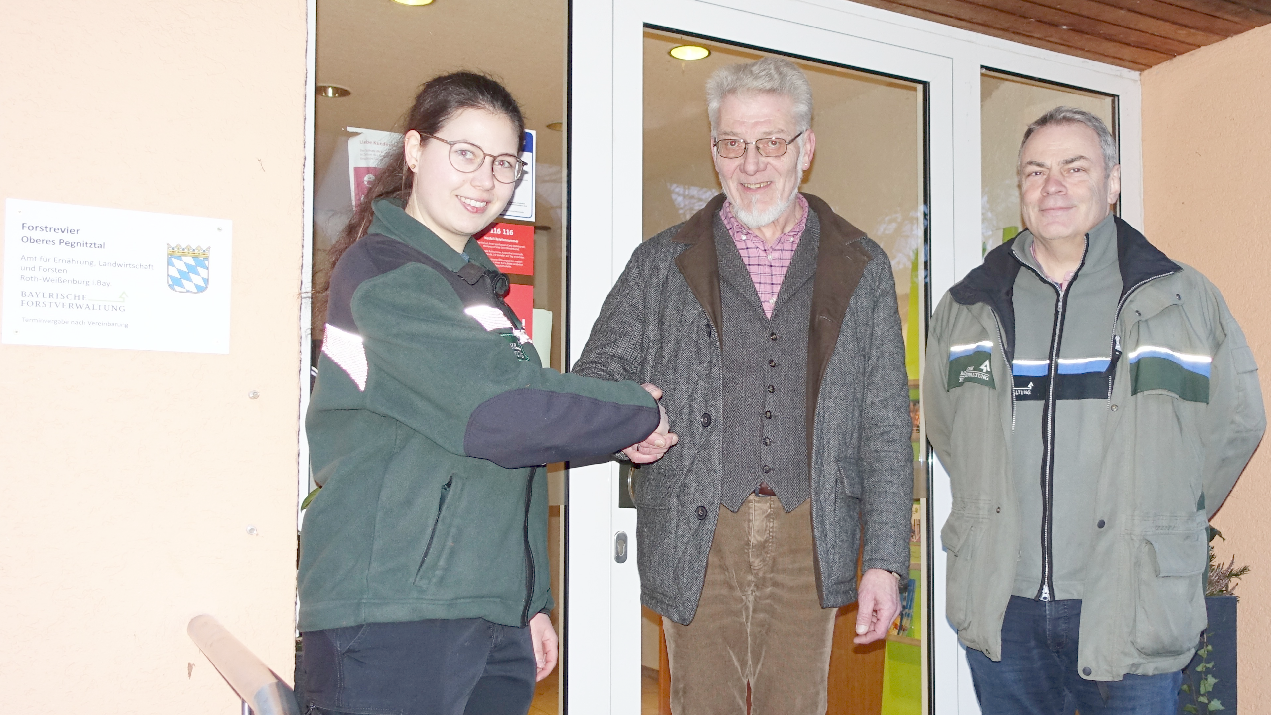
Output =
[{"x1": 839, "y1": 0, "x2": 1271, "y2": 69}]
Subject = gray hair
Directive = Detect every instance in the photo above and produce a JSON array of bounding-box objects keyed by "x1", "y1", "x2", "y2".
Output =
[
  {"x1": 706, "y1": 57, "x2": 813, "y2": 136},
  {"x1": 1020, "y1": 106, "x2": 1119, "y2": 176}
]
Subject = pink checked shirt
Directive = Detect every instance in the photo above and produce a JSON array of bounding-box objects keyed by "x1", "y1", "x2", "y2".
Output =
[{"x1": 720, "y1": 194, "x2": 810, "y2": 318}]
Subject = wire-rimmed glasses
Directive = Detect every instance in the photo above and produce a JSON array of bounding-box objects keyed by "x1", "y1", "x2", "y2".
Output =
[
  {"x1": 419, "y1": 132, "x2": 526, "y2": 184},
  {"x1": 712, "y1": 131, "x2": 804, "y2": 160}
]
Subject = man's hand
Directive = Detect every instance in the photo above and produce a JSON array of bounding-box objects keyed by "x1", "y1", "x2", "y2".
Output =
[
  {"x1": 529, "y1": 612, "x2": 559, "y2": 682},
  {"x1": 622, "y1": 383, "x2": 679, "y2": 464},
  {"x1": 853, "y1": 568, "x2": 902, "y2": 644}
]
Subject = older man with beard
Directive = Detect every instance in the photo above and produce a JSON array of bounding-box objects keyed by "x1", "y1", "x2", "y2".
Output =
[{"x1": 573, "y1": 57, "x2": 913, "y2": 714}]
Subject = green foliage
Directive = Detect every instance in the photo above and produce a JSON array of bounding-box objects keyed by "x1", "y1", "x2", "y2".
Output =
[
  {"x1": 301, "y1": 486, "x2": 321, "y2": 511},
  {"x1": 1181, "y1": 526, "x2": 1246, "y2": 715},
  {"x1": 1181, "y1": 638, "x2": 1221, "y2": 714}
]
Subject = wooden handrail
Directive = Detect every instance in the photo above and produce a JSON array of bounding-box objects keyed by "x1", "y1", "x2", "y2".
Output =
[{"x1": 187, "y1": 615, "x2": 301, "y2": 715}]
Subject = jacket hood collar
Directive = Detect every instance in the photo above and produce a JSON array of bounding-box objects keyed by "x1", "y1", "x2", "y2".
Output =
[
  {"x1": 1113, "y1": 216, "x2": 1180, "y2": 293},
  {"x1": 369, "y1": 198, "x2": 494, "y2": 272},
  {"x1": 948, "y1": 215, "x2": 1180, "y2": 361}
]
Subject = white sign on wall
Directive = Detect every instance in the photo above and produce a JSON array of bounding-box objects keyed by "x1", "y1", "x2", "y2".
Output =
[
  {"x1": 2, "y1": 199, "x2": 233, "y2": 353},
  {"x1": 347, "y1": 127, "x2": 401, "y2": 207},
  {"x1": 502, "y1": 129, "x2": 536, "y2": 222},
  {"x1": 347, "y1": 127, "x2": 535, "y2": 222}
]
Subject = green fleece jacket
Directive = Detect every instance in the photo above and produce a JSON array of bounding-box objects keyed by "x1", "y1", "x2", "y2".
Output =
[
  {"x1": 925, "y1": 217, "x2": 1264, "y2": 680},
  {"x1": 299, "y1": 200, "x2": 659, "y2": 631}
]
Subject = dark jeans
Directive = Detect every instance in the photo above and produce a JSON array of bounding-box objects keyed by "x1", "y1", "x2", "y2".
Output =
[
  {"x1": 301, "y1": 618, "x2": 537, "y2": 715},
  {"x1": 966, "y1": 596, "x2": 1183, "y2": 715}
]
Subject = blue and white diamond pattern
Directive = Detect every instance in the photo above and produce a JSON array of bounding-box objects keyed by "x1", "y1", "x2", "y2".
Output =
[{"x1": 167, "y1": 254, "x2": 210, "y2": 294}]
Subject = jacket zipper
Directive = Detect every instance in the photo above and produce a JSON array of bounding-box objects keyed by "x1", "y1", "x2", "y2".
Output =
[
  {"x1": 521, "y1": 466, "x2": 538, "y2": 627},
  {"x1": 1016, "y1": 245, "x2": 1087, "y2": 603},
  {"x1": 417, "y1": 476, "x2": 453, "y2": 575}
]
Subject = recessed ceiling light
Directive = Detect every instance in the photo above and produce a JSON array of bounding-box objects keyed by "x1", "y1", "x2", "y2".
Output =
[
  {"x1": 317, "y1": 85, "x2": 351, "y2": 98},
  {"x1": 669, "y1": 45, "x2": 710, "y2": 61},
  {"x1": 546, "y1": 122, "x2": 564, "y2": 131},
  {"x1": 392, "y1": 0, "x2": 434, "y2": 5}
]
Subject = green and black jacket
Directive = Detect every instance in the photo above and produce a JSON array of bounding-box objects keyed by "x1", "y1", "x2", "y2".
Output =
[{"x1": 299, "y1": 200, "x2": 659, "y2": 632}]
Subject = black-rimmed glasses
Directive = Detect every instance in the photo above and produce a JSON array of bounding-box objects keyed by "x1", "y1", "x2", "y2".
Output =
[
  {"x1": 712, "y1": 131, "x2": 804, "y2": 159},
  {"x1": 420, "y1": 132, "x2": 526, "y2": 184}
]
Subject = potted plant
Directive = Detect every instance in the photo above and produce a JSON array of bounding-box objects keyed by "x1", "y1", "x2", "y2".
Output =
[{"x1": 1178, "y1": 528, "x2": 1249, "y2": 714}]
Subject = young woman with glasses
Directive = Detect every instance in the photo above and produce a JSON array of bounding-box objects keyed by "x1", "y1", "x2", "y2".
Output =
[{"x1": 300, "y1": 71, "x2": 676, "y2": 715}]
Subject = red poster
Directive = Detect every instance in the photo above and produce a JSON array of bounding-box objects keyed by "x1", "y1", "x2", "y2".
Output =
[
  {"x1": 504, "y1": 283, "x2": 533, "y2": 338},
  {"x1": 476, "y1": 222, "x2": 535, "y2": 275}
]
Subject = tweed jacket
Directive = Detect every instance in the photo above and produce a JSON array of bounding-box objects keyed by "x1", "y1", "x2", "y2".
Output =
[{"x1": 573, "y1": 193, "x2": 914, "y2": 624}]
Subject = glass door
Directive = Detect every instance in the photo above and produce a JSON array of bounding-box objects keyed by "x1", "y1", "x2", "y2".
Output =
[{"x1": 567, "y1": 2, "x2": 954, "y2": 712}]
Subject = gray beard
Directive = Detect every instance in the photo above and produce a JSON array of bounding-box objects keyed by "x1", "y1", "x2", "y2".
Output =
[
  {"x1": 727, "y1": 181, "x2": 801, "y2": 230},
  {"x1": 719, "y1": 151, "x2": 805, "y2": 231}
]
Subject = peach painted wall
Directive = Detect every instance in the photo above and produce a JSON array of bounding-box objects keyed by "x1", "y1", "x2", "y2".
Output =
[
  {"x1": 1142, "y1": 22, "x2": 1271, "y2": 706},
  {"x1": 0, "y1": 3, "x2": 307, "y2": 713}
]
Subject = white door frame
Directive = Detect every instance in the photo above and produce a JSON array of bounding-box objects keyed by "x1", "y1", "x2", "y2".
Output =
[{"x1": 566, "y1": 1, "x2": 1142, "y2": 713}]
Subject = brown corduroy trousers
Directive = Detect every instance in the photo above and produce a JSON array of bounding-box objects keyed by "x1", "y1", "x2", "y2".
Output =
[{"x1": 663, "y1": 495, "x2": 837, "y2": 715}]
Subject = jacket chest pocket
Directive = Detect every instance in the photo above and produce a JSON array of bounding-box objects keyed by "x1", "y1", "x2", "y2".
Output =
[
  {"x1": 1131, "y1": 529, "x2": 1207, "y2": 657},
  {"x1": 1123, "y1": 304, "x2": 1212, "y2": 404}
]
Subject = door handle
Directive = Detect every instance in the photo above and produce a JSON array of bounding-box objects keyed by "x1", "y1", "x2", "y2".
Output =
[{"x1": 614, "y1": 531, "x2": 628, "y2": 563}]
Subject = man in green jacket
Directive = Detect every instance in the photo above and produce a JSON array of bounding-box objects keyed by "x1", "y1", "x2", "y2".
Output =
[{"x1": 924, "y1": 107, "x2": 1264, "y2": 713}]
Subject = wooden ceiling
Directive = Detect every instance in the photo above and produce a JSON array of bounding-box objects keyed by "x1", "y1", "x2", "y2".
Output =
[{"x1": 846, "y1": 0, "x2": 1271, "y2": 69}]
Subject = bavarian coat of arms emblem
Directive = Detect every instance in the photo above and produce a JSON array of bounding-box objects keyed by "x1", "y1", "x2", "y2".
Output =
[{"x1": 167, "y1": 244, "x2": 210, "y2": 294}]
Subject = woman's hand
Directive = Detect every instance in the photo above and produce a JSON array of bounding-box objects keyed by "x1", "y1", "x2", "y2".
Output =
[{"x1": 529, "y1": 612, "x2": 559, "y2": 682}]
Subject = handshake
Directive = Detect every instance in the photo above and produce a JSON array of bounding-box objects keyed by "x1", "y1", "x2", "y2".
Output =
[{"x1": 622, "y1": 383, "x2": 679, "y2": 464}]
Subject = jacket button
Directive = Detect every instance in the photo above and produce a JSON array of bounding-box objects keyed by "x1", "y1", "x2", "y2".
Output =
[
  {"x1": 1097, "y1": 519, "x2": 1106, "y2": 528},
  {"x1": 764, "y1": 410, "x2": 772, "y2": 419},
  {"x1": 701, "y1": 412, "x2": 712, "y2": 428},
  {"x1": 1083, "y1": 667, "x2": 1092, "y2": 676},
  {"x1": 695, "y1": 505, "x2": 708, "y2": 520},
  {"x1": 762, "y1": 437, "x2": 771, "y2": 446},
  {"x1": 769, "y1": 332, "x2": 779, "y2": 341},
  {"x1": 996, "y1": 507, "x2": 1001, "y2": 514},
  {"x1": 767, "y1": 384, "x2": 775, "y2": 393},
  {"x1": 768, "y1": 359, "x2": 777, "y2": 367},
  {"x1": 762, "y1": 465, "x2": 771, "y2": 474},
  {"x1": 1110, "y1": 404, "x2": 1118, "y2": 412}
]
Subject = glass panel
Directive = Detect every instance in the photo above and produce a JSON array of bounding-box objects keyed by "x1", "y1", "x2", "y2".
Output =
[
  {"x1": 642, "y1": 28, "x2": 929, "y2": 714},
  {"x1": 311, "y1": 3, "x2": 568, "y2": 714},
  {"x1": 980, "y1": 70, "x2": 1116, "y2": 255}
]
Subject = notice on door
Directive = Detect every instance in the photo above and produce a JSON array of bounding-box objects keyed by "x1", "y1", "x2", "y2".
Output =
[
  {"x1": 475, "y1": 222, "x2": 534, "y2": 275},
  {"x1": 2, "y1": 198, "x2": 233, "y2": 353}
]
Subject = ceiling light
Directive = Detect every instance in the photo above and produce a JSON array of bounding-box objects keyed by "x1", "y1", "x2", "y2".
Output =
[
  {"x1": 392, "y1": 0, "x2": 434, "y2": 5},
  {"x1": 317, "y1": 85, "x2": 351, "y2": 98},
  {"x1": 669, "y1": 45, "x2": 710, "y2": 61},
  {"x1": 546, "y1": 122, "x2": 564, "y2": 131}
]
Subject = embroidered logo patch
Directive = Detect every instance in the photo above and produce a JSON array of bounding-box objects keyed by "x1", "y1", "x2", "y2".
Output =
[
  {"x1": 947, "y1": 341, "x2": 994, "y2": 389},
  {"x1": 465, "y1": 305, "x2": 533, "y2": 362}
]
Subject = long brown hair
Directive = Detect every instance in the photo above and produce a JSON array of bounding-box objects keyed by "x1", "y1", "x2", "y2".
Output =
[{"x1": 318, "y1": 71, "x2": 525, "y2": 308}]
